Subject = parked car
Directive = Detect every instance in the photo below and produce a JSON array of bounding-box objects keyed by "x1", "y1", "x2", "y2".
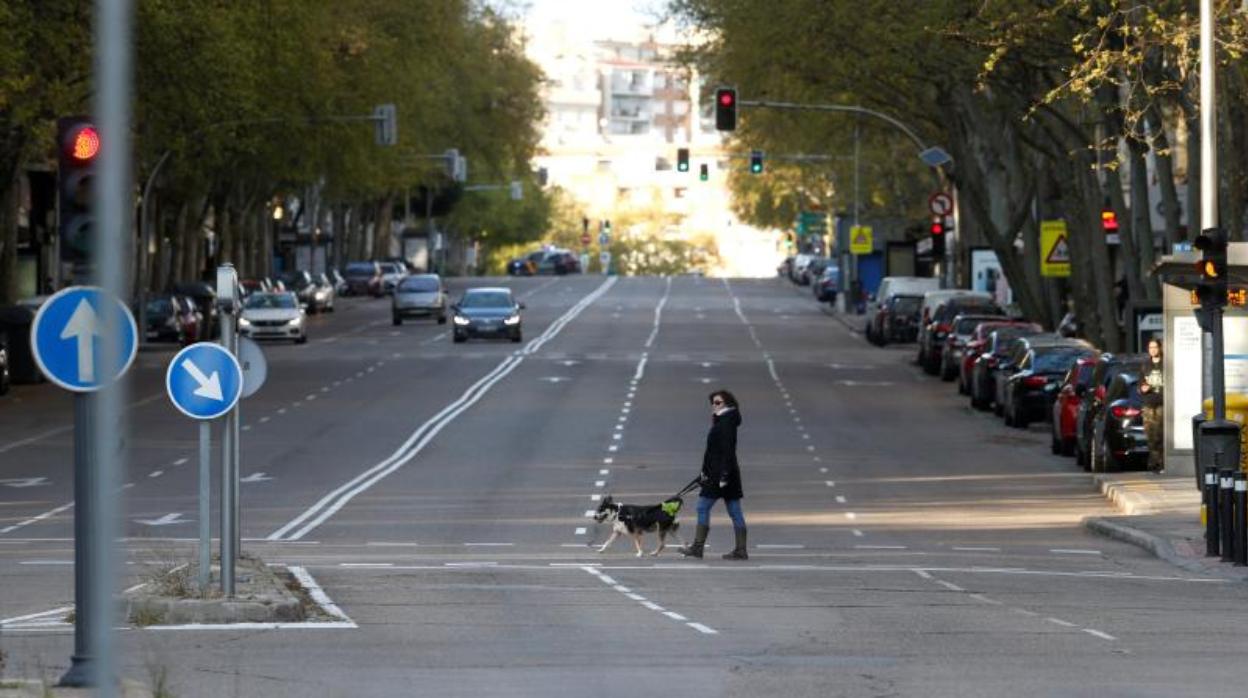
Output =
[
  {"x1": 918, "y1": 292, "x2": 1003, "y2": 374},
  {"x1": 451, "y1": 287, "x2": 524, "y2": 343},
  {"x1": 0, "y1": 305, "x2": 44, "y2": 384},
  {"x1": 343, "y1": 261, "x2": 384, "y2": 297},
  {"x1": 393, "y1": 274, "x2": 448, "y2": 325},
  {"x1": 508, "y1": 250, "x2": 547, "y2": 276},
  {"x1": 328, "y1": 269, "x2": 349, "y2": 296},
  {"x1": 1075, "y1": 353, "x2": 1146, "y2": 469},
  {"x1": 812, "y1": 265, "x2": 840, "y2": 303},
  {"x1": 281, "y1": 271, "x2": 321, "y2": 313},
  {"x1": 867, "y1": 293, "x2": 923, "y2": 345},
  {"x1": 790, "y1": 254, "x2": 816, "y2": 285},
  {"x1": 939, "y1": 314, "x2": 1014, "y2": 381},
  {"x1": 999, "y1": 339, "x2": 1097, "y2": 428},
  {"x1": 969, "y1": 325, "x2": 1046, "y2": 410},
  {"x1": 800, "y1": 256, "x2": 829, "y2": 286},
  {"x1": 538, "y1": 249, "x2": 580, "y2": 275},
  {"x1": 957, "y1": 321, "x2": 1042, "y2": 395},
  {"x1": 777, "y1": 256, "x2": 795, "y2": 278},
  {"x1": 239, "y1": 292, "x2": 307, "y2": 344},
  {"x1": 0, "y1": 330, "x2": 10, "y2": 396},
  {"x1": 140, "y1": 294, "x2": 189, "y2": 344},
  {"x1": 240, "y1": 279, "x2": 268, "y2": 298},
  {"x1": 1089, "y1": 372, "x2": 1150, "y2": 472},
  {"x1": 1050, "y1": 355, "x2": 1100, "y2": 456},
  {"x1": 170, "y1": 281, "x2": 218, "y2": 339},
  {"x1": 378, "y1": 262, "x2": 407, "y2": 294}
]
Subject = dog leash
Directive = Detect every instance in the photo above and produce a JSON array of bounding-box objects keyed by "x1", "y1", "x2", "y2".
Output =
[{"x1": 673, "y1": 476, "x2": 701, "y2": 499}]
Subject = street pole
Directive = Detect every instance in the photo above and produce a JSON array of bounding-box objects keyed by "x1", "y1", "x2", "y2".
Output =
[
  {"x1": 60, "y1": 1, "x2": 133, "y2": 693},
  {"x1": 199, "y1": 421, "x2": 211, "y2": 590},
  {"x1": 1201, "y1": 0, "x2": 1226, "y2": 420},
  {"x1": 217, "y1": 265, "x2": 237, "y2": 596},
  {"x1": 852, "y1": 120, "x2": 861, "y2": 300}
]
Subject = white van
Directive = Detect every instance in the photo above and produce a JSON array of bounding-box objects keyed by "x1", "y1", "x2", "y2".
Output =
[{"x1": 869, "y1": 276, "x2": 941, "y2": 316}]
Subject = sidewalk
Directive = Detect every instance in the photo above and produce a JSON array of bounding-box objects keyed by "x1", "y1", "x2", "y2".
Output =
[{"x1": 1084, "y1": 472, "x2": 1248, "y2": 581}]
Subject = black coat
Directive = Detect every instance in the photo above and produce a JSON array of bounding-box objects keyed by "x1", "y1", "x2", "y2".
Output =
[{"x1": 700, "y1": 408, "x2": 743, "y2": 499}]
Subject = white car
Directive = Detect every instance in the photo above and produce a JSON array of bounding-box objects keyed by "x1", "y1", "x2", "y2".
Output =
[
  {"x1": 378, "y1": 262, "x2": 407, "y2": 294},
  {"x1": 238, "y1": 292, "x2": 307, "y2": 344}
]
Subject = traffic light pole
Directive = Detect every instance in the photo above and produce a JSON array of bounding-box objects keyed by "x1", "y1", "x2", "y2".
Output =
[{"x1": 1200, "y1": 0, "x2": 1226, "y2": 421}]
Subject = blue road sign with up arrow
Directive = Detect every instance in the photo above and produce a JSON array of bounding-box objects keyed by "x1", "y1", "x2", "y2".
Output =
[
  {"x1": 166, "y1": 343, "x2": 243, "y2": 420},
  {"x1": 30, "y1": 286, "x2": 138, "y2": 392}
]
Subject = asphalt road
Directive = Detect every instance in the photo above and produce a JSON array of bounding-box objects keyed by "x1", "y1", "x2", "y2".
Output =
[{"x1": 2, "y1": 275, "x2": 1246, "y2": 697}]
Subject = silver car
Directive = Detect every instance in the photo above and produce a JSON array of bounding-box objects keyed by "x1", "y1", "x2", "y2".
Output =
[
  {"x1": 392, "y1": 274, "x2": 447, "y2": 325},
  {"x1": 238, "y1": 292, "x2": 307, "y2": 344}
]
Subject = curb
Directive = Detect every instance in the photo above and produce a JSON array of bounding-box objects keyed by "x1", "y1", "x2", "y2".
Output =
[
  {"x1": 1092, "y1": 475, "x2": 1157, "y2": 516},
  {"x1": 1084, "y1": 516, "x2": 1248, "y2": 581}
]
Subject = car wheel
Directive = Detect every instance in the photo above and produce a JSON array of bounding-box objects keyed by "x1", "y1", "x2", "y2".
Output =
[
  {"x1": 1105, "y1": 444, "x2": 1122, "y2": 472},
  {"x1": 940, "y1": 359, "x2": 956, "y2": 382},
  {"x1": 1061, "y1": 438, "x2": 1075, "y2": 457},
  {"x1": 295, "y1": 334, "x2": 308, "y2": 345},
  {"x1": 1014, "y1": 407, "x2": 1028, "y2": 429},
  {"x1": 392, "y1": 314, "x2": 401, "y2": 326},
  {"x1": 1090, "y1": 439, "x2": 1103, "y2": 473},
  {"x1": 437, "y1": 313, "x2": 447, "y2": 325},
  {"x1": 453, "y1": 333, "x2": 466, "y2": 344},
  {"x1": 0, "y1": 350, "x2": 9, "y2": 396},
  {"x1": 511, "y1": 332, "x2": 522, "y2": 343},
  {"x1": 1050, "y1": 429, "x2": 1062, "y2": 455},
  {"x1": 1003, "y1": 402, "x2": 1014, "y2": 427}
]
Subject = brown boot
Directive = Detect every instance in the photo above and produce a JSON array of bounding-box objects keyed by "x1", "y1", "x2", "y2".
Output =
[
  {"x1": 722, "y1": 528, "x2": 748, "y2": 560},
  {"x1": 681, "y1": 525, "x2": 708, "y2": 558}
]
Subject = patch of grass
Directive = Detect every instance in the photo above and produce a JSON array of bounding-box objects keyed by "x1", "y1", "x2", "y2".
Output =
[{"x1": 131, "y1": 606, "x2": 165, "y2": 627}]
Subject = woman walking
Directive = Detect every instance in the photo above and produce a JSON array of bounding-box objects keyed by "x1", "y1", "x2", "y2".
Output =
[
  {"x1": 682, "y1": 390, "x2": 748, "y2": 560},
  {"x1": 1140, "y1": 338, "x2": 1165, "y2": 474}
]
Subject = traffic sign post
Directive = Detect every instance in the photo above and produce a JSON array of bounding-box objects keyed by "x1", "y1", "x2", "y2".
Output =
[
  {"x1": 167, "y1": 342, "x2": 243, "y2": 591},
  {"x1": 30, "y1": 287, "x2": 138, "y2": 688},
  {"x1": 216, "y1": 264, "x2": 242, "y2": 596}
]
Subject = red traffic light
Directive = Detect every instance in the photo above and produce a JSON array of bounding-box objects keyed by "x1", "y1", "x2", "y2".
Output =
[
  {"x1": 714, "y1": 87, "x2": 737, "y2": 131},
  {"x1": 65, "y1": 124, "x2": 100, "y2": 163},
  {"x1": 930, "y1": 216, "x2": 945, "y2": 235},
  {"x1": 1100, "y1": 209, "x2": 1118, "y2": 233},
  {"x1": 718, "y1": 91, "x2": 735, "y2": 107}
]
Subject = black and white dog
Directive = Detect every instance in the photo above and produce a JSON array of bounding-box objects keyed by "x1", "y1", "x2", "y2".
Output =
[{"x1": 593, "y1": 495, "x2": 685, "y2": 557}]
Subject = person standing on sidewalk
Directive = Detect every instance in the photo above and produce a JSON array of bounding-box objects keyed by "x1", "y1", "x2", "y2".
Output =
[
  {"x1": 1140, "y1": 338, "x2": 1165, "y2": 473},
  {"x1": 681, "y1": 390, "x2": 748, "y2": 560}
]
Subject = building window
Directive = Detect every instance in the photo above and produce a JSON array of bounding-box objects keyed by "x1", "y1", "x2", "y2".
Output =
[
  {"x1": 597, "y1": 159, "x2": 612, "y2": 172},
  {"x1": 655, "y1": 157, "x2": 672, "y2": 171},
  {"x1": 674, "y1": 187, "x2": 687, "y2": 199}
]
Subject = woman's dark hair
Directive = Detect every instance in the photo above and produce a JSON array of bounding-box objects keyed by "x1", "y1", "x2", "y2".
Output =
[
  {"x1": 709, "y1": 390, "x2": 739, "y2": 409},
  {"x1": 1147, "y1": 337, "x2": 1162, "y2": 351}
]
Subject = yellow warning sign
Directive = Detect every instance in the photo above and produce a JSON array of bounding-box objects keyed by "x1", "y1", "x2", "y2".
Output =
[
  {"x1": 850, "y1": 225, "x2": 873, "y2": 255},
  {"x1": 1040, "y1": 220, "x2": 1070, "y2": 277}
]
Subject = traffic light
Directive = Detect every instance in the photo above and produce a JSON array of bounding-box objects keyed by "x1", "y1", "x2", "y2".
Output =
[
  {"x1": 1195, "y1": 228, "x2": 1229, "y2": 311},
  {"x1": 749, "y1": 150, "x2": 763, "y2": 174},
  {"x1": 677, "y1": 147, "x2": 690, "y2": 172},
  {"x1": 1101, "y1": 208, "x2": 1119, "y2": 234},
  {"x1": 930, "y1": 215, "x2": 946, "y2": 256},
  {"x1": 699, "y1": 163, "x2": 709, "y2": 182},
  {"x1": 57, "y1": 116, "x2": 100, "y2": 265},
  {"x1": 714, "y1": 87, "x2": 737, "y2": 131}
]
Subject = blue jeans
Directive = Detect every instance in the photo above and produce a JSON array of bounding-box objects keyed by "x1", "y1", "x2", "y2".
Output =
[{"x1": 697, "y1": 496, "x2": 746, "y2": 529}]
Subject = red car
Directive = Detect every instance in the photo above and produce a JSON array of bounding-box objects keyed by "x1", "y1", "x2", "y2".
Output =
[
  {"x1": 1050, "y1": 354, "x2": 1100, "y2": 456},
  {"x1": 958, "y1": 320, "x2": 1042, "y2": 395}
]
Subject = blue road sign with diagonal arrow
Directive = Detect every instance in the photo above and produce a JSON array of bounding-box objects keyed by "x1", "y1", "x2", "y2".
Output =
[
  {"x1": 166, "y1": 342, "x2": 243, "y2": 420},
  {"x1": 30, "y1": 286, "x2": 138, "y2": 392}
]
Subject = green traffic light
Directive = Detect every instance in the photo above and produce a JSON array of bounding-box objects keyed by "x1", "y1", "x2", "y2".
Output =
[{"x1": 699, "y1": 163, "x2": 709, "y2": 181}]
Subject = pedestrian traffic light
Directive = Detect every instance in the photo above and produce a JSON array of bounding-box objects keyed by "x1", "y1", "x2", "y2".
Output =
[
  {"x1": 699, "y1": 163, "x2": 709, "y2": 182},
  {"x1": 677, "y1": 148, "x2": 690, "y2": 172},
  {"x1": 930, "y1": 215, "x2": 946, "y2": 256},
  {"x1": 57, "y1": 117, "x2": 99, "y2": 265},
  {"x1": 749, "y1": 150, "x2": 763, "y2": 174},
  {"x1": 1101, "y1": 208, "x2": 1119, "y2": 234},
  {"x1": 714, "y1": 87, "x2": 737, "y2": 131}
]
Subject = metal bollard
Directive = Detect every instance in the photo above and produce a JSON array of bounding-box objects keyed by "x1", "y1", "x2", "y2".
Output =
[
  {"x1": 1236, "y1": 473, "x2": 1247, "y2": 567},
  {"x1": 1220, "y1": 470, "x2": 1235, "y2": 563},
  {"x1": 1206, "y1": 470, "x2": 1221, "y2": 557}
]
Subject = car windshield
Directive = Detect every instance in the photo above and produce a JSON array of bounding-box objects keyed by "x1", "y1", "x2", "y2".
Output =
[
  {"x1": 283, "y1": 273, "x2": 310, "y2": 289},
  {"x1": 955, "y1": 317, "x2": 991, "y2": 334},
  {"x1": 460, "y1": 291, "x2": 512, "y2": 308},
  {"x1": 245, "y1": 294, "x2": 296, "y2": 309},
  {"x1": 400, "y1": 277, "x2": 440, "y2": 293},
  {"x1": 345, "y1": 263, "x2": 375, "y2": 277},
  {"x1": 991, "y1": 328, "x2": 1035, "y2": 353},
  {"x1": 1034, "y1": 348, "x2": 1090, "y2": 373}
]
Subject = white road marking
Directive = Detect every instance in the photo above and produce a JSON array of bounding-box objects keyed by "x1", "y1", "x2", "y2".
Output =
[
  {"x1": 641, "y1": 601, "x2": 664, "y2": 611},
  {"x1": 633, "y1": 354, "x2": 648, "y2": 381},
  {"x1": 806, "y1": 445, "x2": 815, "y2": 452},
  {"x1": 1, "y1": 501, "x2": 75, "y2": 535},
  {"x1": 173, "y1": 457, "x2": 188, "y2": 466},
  {"x1": 912, "y1": 569, "x2": 934, "y2": 580},
  {"x1": 464, "y1": 543, "x2": 514, "y2": 547},
  {"x1": 969, "y1": 594, "x2": 1004, "y2": 605},
  {"x1": 259, "y1": 416, "x2": 270, "y2": 423},
  {"x1": 845, "y1": 512, "x2": 857, "y2": 520},
  {"x1": 595, "y1": 481, "x2": 606, "y2": 487},
  {"x1": 1050, "y1": 548, "x2": 1102, "y2": 555},
  {"x1": 937, "y1": 581, "x2": 965, "y2": 592},
  {"x1": 242, "y1": 425, "x2": 252, "y2": 432},
  {"x1": 953, "y1": 547, "x2": 1001, "y2": 552},
  {"x1": 663, "y1": 611, "x2": 687, "y2": 621},
  {"x1": 608, "y1": 445, "x2": 618, "y2": 452},
  {"x1": 1083, "y1": 628, "x2": 1117, "y2": 641},
  {"x1": 365, "y1": 542, "x2": 418, "y2": 547},
  {"x1": 756, "y1": 544, "x2": 804, "y2": 549},
  {"x1": 19, "y1": 560, "x2": 72, "y2": 566},
  {"x1": 835, "y1": 495, "x2": 847, "y2": 503},
  {"x1": 341, "y1": 563, "x2": 393, "y2": 568},
  {"x1": 599, "y1": 469, "x2": 610, "y2": 475},
  {"x1": 598, "y1": 574, "x2": 618, "y2": 585},
  {"x1": 591, "y1": 495, "x2": 602, "y2": 502},
  {"x1": 269, "y1": 279, "x2": 618, "y2": 541},
  {"x1": 855, "y1": 545, "x2": 906, "y2": 550},
  {"x1": 852, "y1": 529, "x2": 864, "y2": 537},
  {"x1": 1047, "y1": 618, "x2": 1077, "y2": 627},
  {"x1": 644, "y1": 279, "x2": 671, "y2": 348},
  {"x1": 625, "y1": 592, "x2": 646, "y2": 601},
  {"x1": 1010, "y1": 608, "x2": 1040, "y2": 617},
  {"x1": 575, "y1": 528, "x2": 587, "y2": 535},
  {"x1": 149, "y1": 470, "x2": 163, "y2": 478},
  {"x1": 584, "y1": 510, "x2": 596, "y2": 517},
  {"x1": 687, "y1": 623, "x2": 718, "y2": 635}
]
